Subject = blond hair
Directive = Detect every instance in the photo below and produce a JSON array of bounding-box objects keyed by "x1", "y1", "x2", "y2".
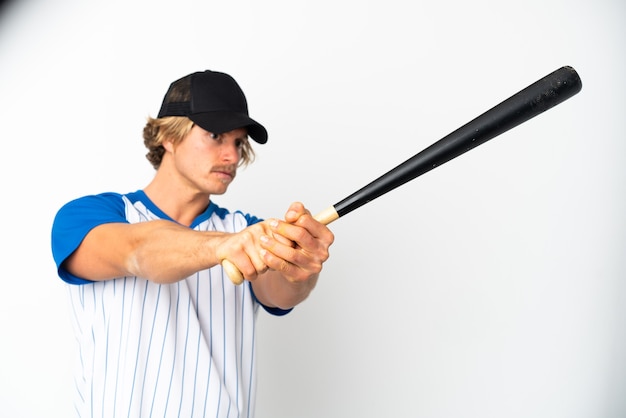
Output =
[{"x1": 142, "y1": 116, "x2": 255, "y2": 169}]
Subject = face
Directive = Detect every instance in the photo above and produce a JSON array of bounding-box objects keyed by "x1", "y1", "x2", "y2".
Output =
[{"x1": 164, "y1": 124, "x2": 248, "y2": 196}]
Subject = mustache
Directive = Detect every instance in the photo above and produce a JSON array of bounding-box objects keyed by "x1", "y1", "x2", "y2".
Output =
[{"x1": 211, "y1": 164, "x2": 237, "y2": 176}]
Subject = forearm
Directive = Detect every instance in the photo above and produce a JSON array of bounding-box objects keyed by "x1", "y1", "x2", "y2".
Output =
[
  {"x1": 251, "y1": 270, "x2": 319, "y2": 310},
  {"x1": 66, "y1": 220, "x2": 227, "y2": 284},
  {"x1": 127, "y1": 221, "x2": 225, "y2": 283}
]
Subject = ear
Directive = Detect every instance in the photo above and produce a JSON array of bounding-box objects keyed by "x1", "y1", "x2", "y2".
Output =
[{"x1": 162, "y1": 137, "x2": 176, "y2": 153}]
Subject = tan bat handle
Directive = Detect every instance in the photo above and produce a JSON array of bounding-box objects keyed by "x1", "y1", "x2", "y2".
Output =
[{"x1": 221, "y1": 205, "x2": 339, "y2": 285}]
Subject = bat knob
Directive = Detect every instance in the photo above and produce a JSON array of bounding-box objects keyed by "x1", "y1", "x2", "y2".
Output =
[{"x1": 221, "y1": 259, "x2": 245, "y2": 285}]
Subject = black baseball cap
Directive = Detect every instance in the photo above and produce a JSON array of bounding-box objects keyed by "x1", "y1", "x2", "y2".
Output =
[{"x1": 157, "y1": 70, "x2": 268, "y2": 144}]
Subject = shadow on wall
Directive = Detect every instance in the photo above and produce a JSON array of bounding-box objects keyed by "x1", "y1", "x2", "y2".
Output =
[{"x1": 0, "y1": 0, "x2": 15, "y2": 15}]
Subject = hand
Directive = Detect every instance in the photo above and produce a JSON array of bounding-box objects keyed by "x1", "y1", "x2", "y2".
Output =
[
  {"x1": 215, "y1": 221, "x2": 273, "y2": 282},
  {"x1": 258, "y1": 202, "x2": 335, "y2": 283}
]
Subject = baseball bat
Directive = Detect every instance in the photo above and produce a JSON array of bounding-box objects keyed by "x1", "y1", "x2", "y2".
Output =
[{"x1": 222, "y1": 65, "x2": 582, "y2": 285}]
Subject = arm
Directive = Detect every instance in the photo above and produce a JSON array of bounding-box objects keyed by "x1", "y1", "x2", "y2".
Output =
[
  {"x1": 59, "y1": 199, "x2": 333, "y2": 308},
  {"x1": 64, "y1": 218, "x2": 276, "y2": 284}
]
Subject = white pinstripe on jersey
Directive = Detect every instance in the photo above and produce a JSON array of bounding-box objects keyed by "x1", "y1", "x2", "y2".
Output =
[{"x1": 66, "y1": 196, "x2": 263, "y2": 418}]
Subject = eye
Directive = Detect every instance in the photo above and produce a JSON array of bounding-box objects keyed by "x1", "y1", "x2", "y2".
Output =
[
  {"x1": 210, "y1": 132, "x2": 221, "y2": 140},
  {"x1": 234, "y1": 138, "x2": 244, "y2": 148}
]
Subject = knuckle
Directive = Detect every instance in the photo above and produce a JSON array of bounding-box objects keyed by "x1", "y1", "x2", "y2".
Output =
[
  {"x1": 290, "y1": 227, "x2": 308, "y2": 243},
  {"x1": 241, "y1": 229, "x2": 256, "y2": 244},
  {"x1": 319, "y1": 248, "x2": 330, "y2": 263},
  {"x1": 294, "y1": 214, "x2": 309, "y2": 226},
  {"x1": 255, "y1": 260, "x2": 269, "y2": 275},
  {"x1": 277, "y1": 258, "x2": 290, "y2": 274}
]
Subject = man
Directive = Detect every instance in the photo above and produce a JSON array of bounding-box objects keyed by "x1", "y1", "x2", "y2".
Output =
[{"x1": 51, "y1": 70, "x2": 334, "y2": 417}]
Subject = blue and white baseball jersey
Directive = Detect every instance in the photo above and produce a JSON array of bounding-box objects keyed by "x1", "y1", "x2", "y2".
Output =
[{"x1": 51, "y1": 190, "x2": 290, "y2": 418}]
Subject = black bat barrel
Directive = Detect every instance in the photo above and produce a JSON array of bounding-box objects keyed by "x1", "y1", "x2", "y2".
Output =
[{"x1": 333, "y1": 66, "x2": 582, "y2": 217}]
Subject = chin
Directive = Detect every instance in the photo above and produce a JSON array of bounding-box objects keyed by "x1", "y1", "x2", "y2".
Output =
[{"x1": 210, "y1": 184, "x2": 230, "y2": 196}]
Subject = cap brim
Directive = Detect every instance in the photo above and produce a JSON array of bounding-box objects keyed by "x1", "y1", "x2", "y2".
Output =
[{"x1": 189, "y1": 112, "x2": 268, "y2": 144}]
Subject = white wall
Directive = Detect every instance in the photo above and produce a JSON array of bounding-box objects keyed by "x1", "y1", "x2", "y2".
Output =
[{"x1": 0, "y1": 0, "x2": 624, "y2": 417}]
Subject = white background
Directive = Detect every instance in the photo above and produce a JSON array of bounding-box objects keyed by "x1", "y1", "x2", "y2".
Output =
[{"x1": 0, "y1": 0, "x2": 624, "y2": 417}]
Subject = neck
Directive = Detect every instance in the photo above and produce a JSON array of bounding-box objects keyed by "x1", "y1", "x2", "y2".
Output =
[{"x1": 144, "y1": 169, "x2": 211, "y2": 226}]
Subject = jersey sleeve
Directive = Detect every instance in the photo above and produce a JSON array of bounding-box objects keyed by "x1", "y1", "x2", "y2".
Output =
[{"x1": 51, "y1": 193, "x2": 127, "y2": 285}]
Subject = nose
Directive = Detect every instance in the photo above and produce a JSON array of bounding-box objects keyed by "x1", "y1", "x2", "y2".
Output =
[{"x1": 220, "y1": 140, "x2": 241, "y2": 164}]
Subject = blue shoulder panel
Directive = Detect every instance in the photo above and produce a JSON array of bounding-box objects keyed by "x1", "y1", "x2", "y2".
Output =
[{"x1": 51, "y1": 193, "x2": 126, "y2": 284}]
